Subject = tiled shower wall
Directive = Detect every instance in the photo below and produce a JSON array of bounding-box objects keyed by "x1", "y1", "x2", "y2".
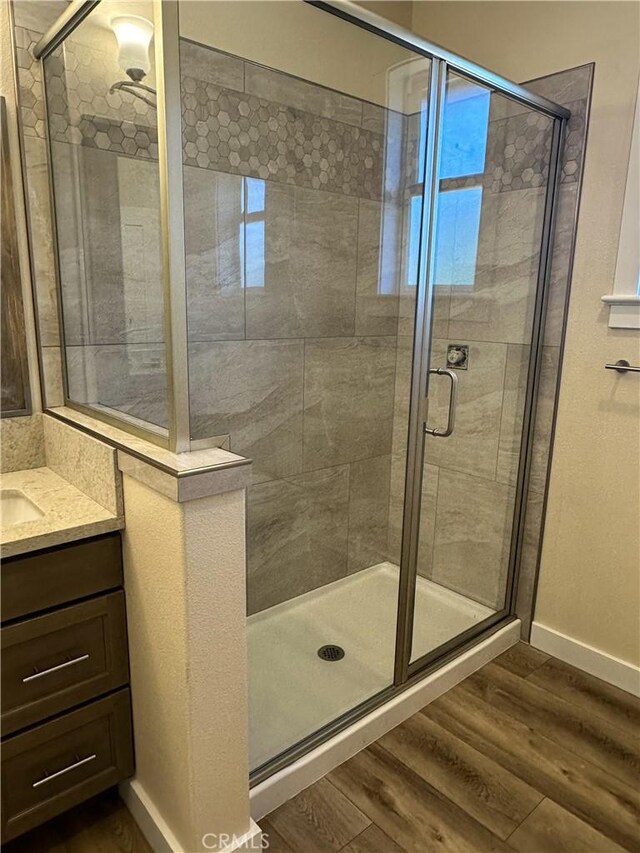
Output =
[
  {"x1": 515, "y1": 66, "x2": 593, "y2": 636},
  {"x1": 11, "y1": 3, "x2": 591, "y2": 630},
  {"x1": 180, "y1": 41, "x2": 591, "y2": 615},
  {"x1": 178, "y1": 40, "x2": 408, "y2": 614}
]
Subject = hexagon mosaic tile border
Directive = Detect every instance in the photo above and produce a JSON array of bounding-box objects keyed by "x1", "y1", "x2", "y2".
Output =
[
  {"x1": 181, "y1": 74, "x2": 385, "y2": 200},
  {"x1": 15, "y1": 24, "x2": 582, "y2": 200},
  {"x1": 14, "y1": 27, "x2": 46, "y2": 139}
]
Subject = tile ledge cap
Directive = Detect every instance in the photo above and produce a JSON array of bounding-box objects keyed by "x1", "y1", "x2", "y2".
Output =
[
  {"x1": 45, "y1": 408, "x2": 251, "y2": 479},
  {"x1": 116, "y1": 448, "x2": 252, "y2": 480},
  {"x1": 117, "y1": 450, "x2": 252, "y2": 502}
]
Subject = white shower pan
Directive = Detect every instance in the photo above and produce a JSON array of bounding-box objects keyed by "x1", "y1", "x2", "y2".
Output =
[{"x1": 248, "y1": 562, "x2": 497, "y2": 773}]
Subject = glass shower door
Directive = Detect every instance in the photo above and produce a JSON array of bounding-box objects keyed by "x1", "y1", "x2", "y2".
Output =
[
  {"x1": 404, "y1": 69, "x2": 556, "y2": 668},
  {"x1": 177, "y1": 0, "x2": 439, "y2": 774}
]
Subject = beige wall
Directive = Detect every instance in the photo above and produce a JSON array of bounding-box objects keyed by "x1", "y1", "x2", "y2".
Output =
[
  {"x1": 0, "y1": 0, "x2": 41, "y2": 410},
  {"x1": 411, "y1": 1, "x2": 640, "y2": 666},
  {"x1": 359, "y1": 0, "x2": 414, "y2": 28},
  {"x1": 179, "y1": 0, "x2": 417, "y2": 107},
  {"x1": 122, "y1": 473, "x2": 251, "y2": 851}
]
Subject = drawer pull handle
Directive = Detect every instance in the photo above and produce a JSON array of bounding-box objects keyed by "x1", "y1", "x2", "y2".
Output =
[
  {"x1": 22, "y1": 654, "x2": 90, "y2": 683},
  {"x1": 33, "y1": 753, "x2": 97, "y2": 788}
]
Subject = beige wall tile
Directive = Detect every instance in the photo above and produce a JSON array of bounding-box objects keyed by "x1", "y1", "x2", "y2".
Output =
[
  {"x1": 387, "y1": 449, "x2": 407, "y2": 565},
  {"x1": 527, "y1": 64, "x2": 593, "y2": 107},
  {"x1": 528, "y1": 345, "x2": 560, "y2": 495},
  {"x1": 496, "y1": 343, "x2": 529, "y2": 486},
  {"x1": 390, "y1": 334, "x2": 413, "y2": 459},
  {"x1": 543, "y1": 182, "x2": 579, "y2": 347},
  {"x1": 13, "y1": 1, "x2": 66, "y2": 30},
  {"x1": 244, "y1": 63, "x2": 363, "y2": 127},
  {"x1": 41, "y1": 346, "x2": 64, "y2": 407},
  {"x1": 189, "y1": 339, "x2": 303, "y2": 483},
  {"x1": 447, "y1": 187, "x2": 547, "y2": 345},
  {"x1": 49, "y1": 141, "x2": 87, "y2": 346},
  {"x1": 184, "y1": 166, "x2": 244, "y2": 341},
  {"x1": 247, "y1": 465, "x2": 349, "y2": 614},
  {"x1": 303, "y1": 336, "x2": 395, "y2": 470},
  {"x1": 515, "y1": 488, "x2": 545, "y2": 637},
  {"x1": 180, "y1": 38, "x2": 244, "y2": 92},
  {"x1": 361, "y1": 102, "x2": 385, "y2": 134},
  {"x1": 416, "y1": 463, "x2": 440, "y2": 579},
  {"x1": 245, "y1": 183, "x2": 358, "y2": 339},
  {"x1": 347, "y1": 454, "x2": 391, "y2": 572},
  {"x1": 66, "y1": 344, "x2": 168, "y2": 429},
  {"x1": 432, "y1": 468, "x2": 515, "y2": 609},
  {"x1": 426, "y1": 339, "x2": 508, "y2": 481},
  {"x1": 23, "y1": 136, "x2": 59, "y2": 347},
  {"x1": 355, "y1": 199, "x2": 400, "y2": 336}
]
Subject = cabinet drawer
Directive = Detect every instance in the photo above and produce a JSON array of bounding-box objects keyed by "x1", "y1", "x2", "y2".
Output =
[
  {"x1": 1, "y1": 688, "x2": 133, "y2": 843},
  {"x1": 1, "y1": 533, "x2": 123, "y2": 622},
  {"x1": 1, "y1": 592, "x2": 129, "y2": 735}
]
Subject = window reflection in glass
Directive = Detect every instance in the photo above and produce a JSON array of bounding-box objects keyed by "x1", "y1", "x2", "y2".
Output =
[
  {"x1": 440, "y1": 80, "x2": 490, "y2": 179},
  {"x1": 406, "y1": 76, "x2": 490, "y2": 288},
  {"x1": 241, "y1": 177, "x2": 265, "y2": 288},
  {"x1": 434, "y1": 186, "x2": 483, "y2": 286}
]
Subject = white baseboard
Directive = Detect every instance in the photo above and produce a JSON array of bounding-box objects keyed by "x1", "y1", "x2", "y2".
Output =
[
  {"x1": 119, "y1": 779, "x2": 262, "y2": 853},
  {"x1": 250, "y1": 619, "x2": 520, "y2": 820},
  {"x1": 119, "y1": 779, "x2": 185, "y2": 853},
  {"x1": 530, "y1": 622, "x2": 640, "y2": 697},
  {"x1": 219, "y1": 820, "x2": 263, "y2": 852}
]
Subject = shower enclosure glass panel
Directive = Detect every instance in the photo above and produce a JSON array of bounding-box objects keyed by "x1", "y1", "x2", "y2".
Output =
[
  {"x1": 177, "y1": 1, "x2": 432, "y2": 771},
  {"x1": 408, "y1": 71, "x2": 554, "y2": 664},
  {"x1": 36, "y1": 0, "x2": 568, "y2": 787},
  {"x1": 43, "y1": 2, "x2": 168, "y2": 433}
]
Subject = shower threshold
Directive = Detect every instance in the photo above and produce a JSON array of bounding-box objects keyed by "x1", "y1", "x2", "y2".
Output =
[{"x1": 247, "y1": 562, "x2": 494, "y2": 772}]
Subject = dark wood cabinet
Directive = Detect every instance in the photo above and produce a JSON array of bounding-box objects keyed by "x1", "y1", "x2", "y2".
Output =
[
  {"x1": 1, "y1": 689, "x2": 134, "y2": 842},
  {"x1": 1, "y1": 533, "x2": 134, "y2": 843},
  {"x1": 2, "y1": 591, "x2": 129, "y2": 735},
  {"x1": 1, "y1": 533, "x2": 123, "y2": 622}
]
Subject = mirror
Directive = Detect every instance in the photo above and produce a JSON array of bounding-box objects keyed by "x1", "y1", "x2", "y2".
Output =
[{"x1": 1, "y1": 95, "x2": 32, "y2": 417}]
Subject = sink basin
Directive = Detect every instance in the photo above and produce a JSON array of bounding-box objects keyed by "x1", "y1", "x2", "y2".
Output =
[{"x1": 1, "y1": 489, "x2": 44, "y2": 525}]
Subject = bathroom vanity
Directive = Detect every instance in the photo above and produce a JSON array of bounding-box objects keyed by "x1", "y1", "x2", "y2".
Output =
[
  {"x1": 0, "y1": 415, "x2": 134, "y2": 843},
  {"x1": 1, "y1": 532, "x2": 134, "y2": 842}
]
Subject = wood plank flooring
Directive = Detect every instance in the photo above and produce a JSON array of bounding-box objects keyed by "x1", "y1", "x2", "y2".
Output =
[
  {"x1": 265, "y1": 643, "x2": 639, "y2": 853},
  {"x1": 5, "y1": 643, "x2": 639, "y2": 852},
  {"x1": 3, "y1": 787, "x2": 151, "y2": 853}
]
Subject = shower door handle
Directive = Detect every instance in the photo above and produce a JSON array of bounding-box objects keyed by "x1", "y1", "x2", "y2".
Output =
[{"x1": 425, "y1": 368, "x2": 458, "y2": 437}]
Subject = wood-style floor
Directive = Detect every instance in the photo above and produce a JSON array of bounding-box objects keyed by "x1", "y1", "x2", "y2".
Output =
[
  {"x1": 263, "y1": 643, "x2": 640, "y2": 852},
  {"x1": 6, "y1": 643, "x2": 640, "y2": 852},
  {"x1": 3, "y1": 787, "x2": 151, "y2": 853}
]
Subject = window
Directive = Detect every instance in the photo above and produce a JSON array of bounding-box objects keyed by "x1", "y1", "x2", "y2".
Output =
[
  {"x1": 406, "y1": 80, "x2": 489, "y2": 288},
  {"x1": 602, "y1": 80, "x2": 640, "y2": 329},
  {"x1": 240, "y1": 177, "x2": 265, "y2": 288}
]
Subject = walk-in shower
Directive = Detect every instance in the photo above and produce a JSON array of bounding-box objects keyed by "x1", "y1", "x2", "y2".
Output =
[{"x1": 35, "y1": 0, "x2": 571, "y2": 784}]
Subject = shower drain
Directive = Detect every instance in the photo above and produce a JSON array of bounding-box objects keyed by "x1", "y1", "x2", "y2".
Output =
[{"x1": 317, "y1": 644, "x2": 345, "y2": 662}]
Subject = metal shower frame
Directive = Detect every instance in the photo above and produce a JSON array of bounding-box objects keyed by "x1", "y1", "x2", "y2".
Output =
[{"x1": 32, "y1": 0, "x2": 569, "y2": 784}]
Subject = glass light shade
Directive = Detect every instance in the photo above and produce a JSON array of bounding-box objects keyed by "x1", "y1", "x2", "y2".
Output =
[{"x1": 111, "y1": 15, "x2": 153, "y2": 79}]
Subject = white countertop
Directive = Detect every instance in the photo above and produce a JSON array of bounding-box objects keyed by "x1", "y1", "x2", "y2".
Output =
[{"x1": 1, "y1": 467, "x2": 123, "y2": 559}]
